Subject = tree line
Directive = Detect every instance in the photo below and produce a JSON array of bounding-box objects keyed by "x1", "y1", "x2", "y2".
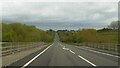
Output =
[
  {"x1": 2, "y1": 23, "x2": 55, "y2": 42},
  {"x1": 58, "y1": 21, "x2": 118, "y2": 44}
]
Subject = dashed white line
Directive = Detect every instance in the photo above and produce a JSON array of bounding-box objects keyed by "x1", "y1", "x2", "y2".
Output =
[
  {"x1": 60, "y1": 43, "x2": 96, "y2": 66},
  {"x1": 69, "y1": 50, "x2": 75, "y2": 54},
  {"x1": 60, "y1": 43, "x2": 75, "y2": 54},
  {"x1": 63, "y1": 47, "x2": 75, "y2": 54},
  {"x1": 21, "y1": 43, "x2": 54, "y2": 68},
  {"x1": 78, "y1": 55, "x2": 97, "y2": 67},
  {"x1": 59, "y1": 43, "x2": 63, "y2": 46},
  {"x1": 62, "y1": 47, "x2": 70, "y2": 51}
]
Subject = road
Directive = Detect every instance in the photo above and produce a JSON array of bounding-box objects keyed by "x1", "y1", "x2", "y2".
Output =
[{"x1": 4, "y1": 33, "x2": 119, "y2": 68}]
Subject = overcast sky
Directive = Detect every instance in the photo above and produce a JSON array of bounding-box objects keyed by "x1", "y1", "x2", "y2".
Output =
[{"x1": 2, "y1": 2, "x2": 118, "y2": 30}]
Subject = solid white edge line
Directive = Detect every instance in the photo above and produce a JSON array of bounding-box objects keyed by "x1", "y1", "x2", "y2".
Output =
[
  {"x1": 75, "y1": 46, "x2": 119, "y2": 58},
  {"x1": 21, "y1": 43, "x2": 54, "y2": 68},
  {"x1": 78, "y1": 55, "x2": 97, "y2": 67}
]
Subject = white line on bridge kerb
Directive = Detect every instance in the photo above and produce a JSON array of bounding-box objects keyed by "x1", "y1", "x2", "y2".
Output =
[
  {"x1": 21, "y1": 43, "x2": 54, "y2": 68},
  {"x1": 75, "y1": 46, "x2": 120, "y2": 58}
]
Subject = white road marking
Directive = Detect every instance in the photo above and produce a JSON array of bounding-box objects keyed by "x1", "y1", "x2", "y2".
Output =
[
  {"x1": 59, "y1": 43, "x2": 62, "y2": 46},
  {"x1": 78, "y1": 55, "x2": 97, "y2": 67},
  {"x1": 60, "y1": 43, "x2": 76, "y2": 55},
  {"x1": 69, "y1": 50, "x2": 75, "y2": 54},
  {"x1": 59, "y1": 43, "x2": 64, "y2": 47},
  {"x1": 21, "y1": 43, "x2": 54, "y2": 68},
  {"x1": 75, "y1": 46, "x2": 119, "y2": 58},
  {"x1": 60, "y1": 43, "x2": 96, "y2": 66},
  {"x1": 62, "y1": 47, "x2": 70, "y2": 51}
]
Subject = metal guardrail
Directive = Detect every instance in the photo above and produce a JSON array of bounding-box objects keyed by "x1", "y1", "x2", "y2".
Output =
[
  {"x1": 77, "y1": 43, "x2": 118, "y2": 52},
  {"x1": 1, "y1": 42, "x2": 45, "y2": 56}
]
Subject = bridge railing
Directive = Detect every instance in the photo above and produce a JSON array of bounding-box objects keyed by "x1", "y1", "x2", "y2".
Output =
[
  {"x1": 1, "y1": 42, "x2": 45, "y2": 56},
  {"x1": 81, "y1": 43, "x2": 119, "y2": 53}
]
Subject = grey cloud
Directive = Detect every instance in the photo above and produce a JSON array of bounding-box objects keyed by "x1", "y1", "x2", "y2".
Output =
[{"x1": 2, "y1": 2, "x2": 118, "y2": 30}]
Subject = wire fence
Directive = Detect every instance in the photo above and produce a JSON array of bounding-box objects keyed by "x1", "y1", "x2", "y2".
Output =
[{"x1": 1, "y1": 42, "x2": 45, "y2": 56}]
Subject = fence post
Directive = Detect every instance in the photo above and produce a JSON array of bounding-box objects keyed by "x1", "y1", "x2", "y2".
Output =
[
  {"x1": 11, "y1": 42, "x2": 14, "y2": 54},
  {"x1": 117, "y1": 44, "x2": 120, "y2": 56}
]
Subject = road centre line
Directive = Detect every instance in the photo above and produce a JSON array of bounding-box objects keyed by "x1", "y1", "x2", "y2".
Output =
[
  {"x1": 60, "y1": 43, "x2": 96, "y2": 66},
  {"x1": 69, "y1": 50, "x2": 75, "y2": 54},
  {"x1": 21, "y1": 43, "x2": 54, "y2": 68},
  {"x1": 78, "y1": 55, "x2": 97, "y2": 67},
  {"x1": 60, "y1": 43, "x2": 75, "y2": 54},
  {"x1": 62, "y1": 47, "x2": 70, "y2": 51}
]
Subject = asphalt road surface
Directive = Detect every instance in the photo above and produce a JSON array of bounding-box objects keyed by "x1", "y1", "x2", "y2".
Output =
[{"x1": 4, "y1": 33, "x2": 119, "y2": 68}]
